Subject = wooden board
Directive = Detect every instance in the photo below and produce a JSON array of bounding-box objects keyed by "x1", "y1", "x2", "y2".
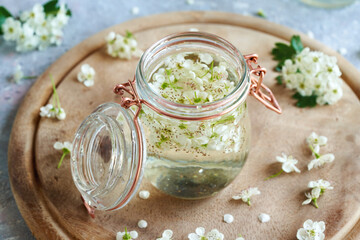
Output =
[{"x1": 8, "y1": 11, "x2": 360, "y2": 240}]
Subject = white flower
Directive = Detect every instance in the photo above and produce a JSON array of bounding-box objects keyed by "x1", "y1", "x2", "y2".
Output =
[
  {"x1": 302, "y1": 187, "x2": 321, "y2": 206},
  {"x1": 105, "y1": 31, "x2": 143, "y2": 59},
  {"x1": 54, "y1": 141, "x2": 72, "y2": 152},
  {"x1": 77, "y1": 64, "x2": 95, "y2": 87},
  {"x1": 303, "y1": 180, "x2": 332, "y2": 208},
  {"x1": 21, "y1": 4, "x2": 45, "y2": 27},
  {"x1": 282, "y1": 47, "x2": 342, "y2": 105},
  {"x1": 40, "y1": 103, "x2": 66, "y2": 120},
  {"x1": 308, "y1": 153, "x2": 335, "y2": 170},
  {"x1": 11, "y1": 64, "x2": 24, "y2": 83},
  {"x1": 137, "y1": 219, "x2": 147, "y2": 228},
  {"x1": 116, "y1": 229, "x2": 138, "y2": 240},
  {"x1": 306, "y1": 132, "x2": 327, "y2": 154},
  {"x1": 296, "y1": 219, "x2": 325, "y2": 240},
  {"x1": 188, "y1": 227, "x2": 224, "y2": 240},
  {"x1": 276, "y1": 153, "x2": 301, "y2": 173},
  {"x1": 157, "y1": 229, "x2": 173, "y2": 240},
  {"x1": 258, "y1": 213, "x2": 271, "y2": 223},
  {"x1": 223, "y1": 214, "x2": 234, "y2": 223},
  {"x1": 232, "y1": 187, "x2": 261, "y2": 206},
  {"x1": 131, "y1": 6, "x2": 140, "y2": 15},
  {"x1": 2, "y1": 17, "x2": 22, "y2": 41},
  {"x1": 138, "y1": 190, "x2": 150, "y2": 199},
  {"x1": 54, "y1": 141, "x2": 72, "y2": 168},
  {"x1": 308, "y1": 179, "x2": 333, "y2": 190}
]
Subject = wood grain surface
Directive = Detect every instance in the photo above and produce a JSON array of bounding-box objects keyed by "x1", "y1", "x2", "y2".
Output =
[{"x1": 8, "y1": 11, "x2": 360, "y2": 239}]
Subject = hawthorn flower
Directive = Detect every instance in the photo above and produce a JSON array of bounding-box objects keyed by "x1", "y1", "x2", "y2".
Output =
[
  {"x1": 2, "y1": 2, "x2": 71, "y2": 52},
  {"x1": 11, "y1": 64, "x2": 24, "y2": 83},
  {"x1": 296, "y1": 219, "x2": 325, "y2": 240},
  {"x1": 188, "y1": 227, "x2": 224, "y2": 240},
  {"x1": 307, "y1": 132, "x2": 327, "y2": 154},
  {"x1": 105, "y1": 31, "x2": 143, "y2": 59},
  {"x1": 53, "y1": 141, "x2": 72, "y2": 168},
  {"x1": 302, "y1": 179, "x2": 333, "y2": 208},
  {"x1": 116, "y1": 228, "x2": 138, "y2": 240},
  {"x1": 281, "y1": 47, "x2": 342, "y2": 106},
  {"x1": 308, "y1": 153, "x2": 335, "y2": 170},
  {"x1": 157, "y1": 229, "x2": 173, "y2": 240},
  {"x1": 77, "y1": 64, "x2": 95, "y2": 87},
  {"x1": 2, "y1": 17, "x2": 22, "y2": 41},
  {"x1": 232, "y1": 187, "x2": 261, "y2": 206},
  {"x1": 39, "y1": 75, "x2": 66, "y2": 120},
  {"x1": 265, "y1": 153, "x2": 300, "y2": 180}
]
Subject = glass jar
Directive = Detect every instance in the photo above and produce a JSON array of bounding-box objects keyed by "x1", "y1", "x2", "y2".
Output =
[
  {"x1": 71, "y1": 32, "x2": 281, "y2": 216},
  {"x1": 301, "y1": 0, "x2": 356, "y2": 8}
]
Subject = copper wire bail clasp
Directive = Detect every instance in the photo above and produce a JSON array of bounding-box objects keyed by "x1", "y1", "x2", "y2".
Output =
[
  {"x1": 244, "y1": 54, "x2": 282, "y2": 114},
  {"x1": 113, "y1": 78, "x2": 143, "y2": 119}
]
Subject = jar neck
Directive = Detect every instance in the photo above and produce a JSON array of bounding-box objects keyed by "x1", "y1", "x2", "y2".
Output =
[{"x1": 135, "y1": 32, "x2": 250, "y2": 119}]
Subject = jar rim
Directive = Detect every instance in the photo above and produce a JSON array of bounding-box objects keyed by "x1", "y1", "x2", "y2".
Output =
[{"x1": 135, "y1": 32, "x2": 250, "y2": 118}]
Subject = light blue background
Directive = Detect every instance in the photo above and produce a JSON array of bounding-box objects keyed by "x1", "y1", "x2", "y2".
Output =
[{"x1": 0, "y1": 0, "x2": 359, "y2": 239}]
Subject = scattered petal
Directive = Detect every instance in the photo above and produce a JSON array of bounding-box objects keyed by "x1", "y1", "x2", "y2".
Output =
[
  {"x1": 258, "y1": 213, "x2": 271, "y2": 223},
  {"x1": 137, "y1": 219, "x2": 147, "y2": 229},
  {"x1": 131, "y1": 6, "x2": 139, "y2": 15},
  {"x1": 223, "y1": 214, "x2": 234, "y2": 223},
  {"x1": 139, "y1": 190, "x2": 150, "y2": 199}
]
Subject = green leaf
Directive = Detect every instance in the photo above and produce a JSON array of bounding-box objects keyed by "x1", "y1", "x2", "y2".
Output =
[
  {"x1": 161, "y1": 82, "x2": 169, "y2": 89},
  {"x1": 290, "y1": 35, "x2": 303, "y2": 54},
  {"x1": 0, "y1": 6, "x2": 12, "y2": 35},
  {"x1": 271, "y1": 35, "x2": 304, "y2": 71},
  {"x1": 275, "y1": 76, "x2": 283, "y2": 85},
  {"x1": 43, "y1": 0, "x2": 71, "y2": 16},
  {"x1": 292, "y1": 92, "x2": 317, "y2": 108},
  {"x1": 43, "y1": 0, "x2": 59, "y2": 15}
]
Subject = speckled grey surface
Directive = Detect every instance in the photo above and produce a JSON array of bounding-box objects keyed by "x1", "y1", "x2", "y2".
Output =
[{"x1": 0, "y1": 0, "x2": 359, "y2": 239}]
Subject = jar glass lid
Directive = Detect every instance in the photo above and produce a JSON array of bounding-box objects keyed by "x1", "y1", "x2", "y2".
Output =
[{"x1": 71, "y1": 103, "x2": 146, "y2": 212}]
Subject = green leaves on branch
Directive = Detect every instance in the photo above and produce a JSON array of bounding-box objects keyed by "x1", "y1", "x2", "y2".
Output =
[
  {"x1": 292, "y1": 92, "x2": 317, "y2": 108},
  {"x1": 43, "y1": 0, "x2": 72, "y2": 16},
  {"x1": 271, "y1": 35, "x2": 303, "y2": 71},
  {"x1": 0, "y1": 6, "x2": 12, "y2": 35}
]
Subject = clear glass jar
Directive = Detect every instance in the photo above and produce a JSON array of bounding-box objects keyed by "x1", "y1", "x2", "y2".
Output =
[
  {"x1": 301, "y1": 0, "x2": 356, "y2": 8},
  {"x1": 71, "y1": 32, "x2": 281, "y2": 214}
]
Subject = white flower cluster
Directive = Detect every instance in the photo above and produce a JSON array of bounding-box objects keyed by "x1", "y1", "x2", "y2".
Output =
[
  {"x1": 40, "y1": 103, "x2": 66, "y2": 120},
  {"x1": 1, "y1": 3, "x2": 70, "y2": 52},
  {"x1": 282, "y1": 47, "x2": 343, "y2": 105},
  {"x1": 139, "y1": 52, "x2": 247, "y2": 154},
  {"x1": 105, "y1": 31, "x2": 143, "y2": 59},
  {"x1": 77, "y1": 64, "x2": 95, "y2": 87},
  {"x1": 188, "y1": 227, "x2": 224, "y2": 240},
  {"x1": 232, "y1": 187, "x2": 261, "y2": 206},
  {"x1": 149, "y1": 52, "x2": 235, "y2": 105},
  {"x1": 302, "y1": 179, "x2": 333, "y2": 208},
  {"x1": 306, "y1": 132, "x2": 335, "y2": 170},
  {"x1": 297, "y1": 219, "x2": 325, "y2": 240}
]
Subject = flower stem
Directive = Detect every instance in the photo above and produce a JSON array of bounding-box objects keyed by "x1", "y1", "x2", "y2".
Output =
[
  {"x1": 309, "y1": 144, "x2": 320, "y2": 159},
  {"x1": 265, "y1": 169, "x2": 284, "y2": 181},
  {"x1": 313, "y1": 198, "x2": 319, "y2": 208},
  {"x1": 247, "y1": 199, "x2": 251, "y2": 206},
  {"x1": 23, "y1": 75, "x2": 38, "y2": 79},
  {"x1": 50, "y1": 74, "x2": 62, "y2": 109},
  {"x1": 57, "y1": 152, "x2": 68, "y2": 169}
]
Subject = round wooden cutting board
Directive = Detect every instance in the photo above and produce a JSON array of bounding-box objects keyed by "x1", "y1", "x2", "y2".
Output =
[{"x1": 8, "y1": 11, "x2": 360, "y2": 240}]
